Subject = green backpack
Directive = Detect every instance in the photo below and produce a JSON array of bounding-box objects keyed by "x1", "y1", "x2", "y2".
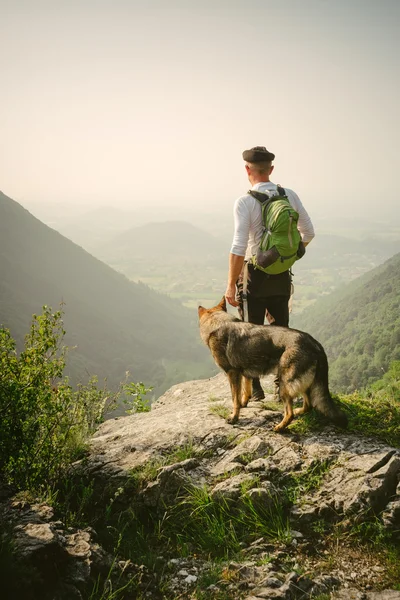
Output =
[{"x1": 249, "y1": 185, "x2": 305, "y2": 275}]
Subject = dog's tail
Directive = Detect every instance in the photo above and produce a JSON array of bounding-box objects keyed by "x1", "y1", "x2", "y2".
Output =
[{"x1": 309, "y1": 352, "x2": 348, "y2": 428}]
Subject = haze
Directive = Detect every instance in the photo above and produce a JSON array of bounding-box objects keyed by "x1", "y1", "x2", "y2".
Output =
[{"x1": 1, "y1": 0, "x2": 399, "y2": 221}]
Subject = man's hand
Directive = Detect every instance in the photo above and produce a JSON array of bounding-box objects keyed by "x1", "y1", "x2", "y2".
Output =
[
  {"x1": 226, "y1": 253, "x2": 245, "y2": 307},
  {"x1": 225, "y1": 284, "x2": 239, "y2": 307}
]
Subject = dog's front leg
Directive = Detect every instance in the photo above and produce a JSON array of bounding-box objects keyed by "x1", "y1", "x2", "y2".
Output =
[
  {"x1": 227, "y1": 370, "x2": 242, "y2": 424},
  {"x1": 241, "y1": 376, "x2": 252, "y2": 408}
]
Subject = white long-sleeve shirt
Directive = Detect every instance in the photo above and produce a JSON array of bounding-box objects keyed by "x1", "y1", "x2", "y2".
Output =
[{"x1": 230, "y1": 181, "x2": 315, "y2": 258}]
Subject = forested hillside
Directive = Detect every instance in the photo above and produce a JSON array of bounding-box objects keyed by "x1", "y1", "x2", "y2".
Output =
[
  {"x1": 0, "y1": 191, "x2": 215, "y2": 397},
  {"x1": 292, "y1": 253, "x2": 400, "y2": 392}
]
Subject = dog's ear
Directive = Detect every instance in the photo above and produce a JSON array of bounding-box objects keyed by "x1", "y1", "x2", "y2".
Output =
[
  {"x1": 198, "y1": 306, "x2": 206, "y2": 318},
  {"x1": 217, "y1": 296, "x2": 227, "y2": 312}
]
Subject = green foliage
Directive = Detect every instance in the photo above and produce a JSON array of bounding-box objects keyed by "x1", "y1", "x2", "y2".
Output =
[
  {"x1": 193, "y1": 563, "x2": 242, "y2": 599},
  {"x1": 0, "y1": 307, "x2": 115, "y2": 490},
  {"x1": 162, "y1": 485, "x2": 291, "y2": 558},
  {"x1": 339, "y1": 391, "x2": 400, "y2": 447},
  {"x1": 123, "y1": 381, "x2": 153, "y2": 413},
  {"x1": 283, "y1": 459, "x2": 333, "y2": 504},
  {"x1": 89, "y1": 533, "x2": 141, "y2": 600},
  {"x1": 369, "y1": 360, "x2": 400, "y2": 399},
  {"x1": 293, "y1": 253, "x2": 400, "y2": 392}
]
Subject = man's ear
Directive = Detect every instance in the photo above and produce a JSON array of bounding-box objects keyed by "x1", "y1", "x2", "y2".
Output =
[
  {"x1": 218, "y1": 296, "x2": 227, "y2": 312},
  {"x1": 270, "y1": 165, "x2": 274, "y2": 175}
]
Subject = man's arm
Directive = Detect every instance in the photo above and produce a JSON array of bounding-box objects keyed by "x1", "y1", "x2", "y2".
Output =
[
  {"x1": 225, "y1": 253, "x2": 245, "y2": 307},
  {"x1": 287, "y1": 190, "x2": 315, "y2": 244},
  {"x1": 225, "y1": 197, "x2": 250, "y2": 307}
]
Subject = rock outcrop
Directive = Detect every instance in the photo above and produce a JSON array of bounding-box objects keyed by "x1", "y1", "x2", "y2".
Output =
[
  {"x1": 2, "y1": 373, "x2": 399, "y2": 599},
  {"x1": 86, "y1": 373, "x2": 400, "y2": 599}
]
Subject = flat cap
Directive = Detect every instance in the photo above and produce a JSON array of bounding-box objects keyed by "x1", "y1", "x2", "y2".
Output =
[{"x1": 242, "y1": 146, "x2": 275, "y2": 163}]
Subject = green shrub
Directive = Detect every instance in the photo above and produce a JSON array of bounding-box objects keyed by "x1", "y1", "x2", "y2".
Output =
[{"x1": 0, "y1": 307, "x2": 115, "y2": 490}]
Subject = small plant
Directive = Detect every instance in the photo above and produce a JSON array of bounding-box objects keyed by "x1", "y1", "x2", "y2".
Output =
[
  {"x1": 310, "y1": 519, "x2": 328, "y2": 535},
  {"x1": 239, "y1": 475, "x2": 260, "y2": 494},
  {"x1": 344, "y1": 516, "x2": 387, "y2": 545},
  {"x1": 128, "y1": 439, "x2": 206, "y2": 489},
  {"x1": 262, "y1": 400, "x2": 282, "y2": 412},
  {"x1": 123, "y1": 381, "x2": 153, "y2": 413},
  {"x1": 209, "y1": 404, "x2": 231, "y2": 420},
  {"x1": 231, "y1": 432, "x2": 252, "y2": 446},
  {"x1": 284, "y1": 459, "x2": 333, "y2": 504},
  {"x1": 256, "y1": 554, "x2": 272, "y2": 566},
  {"x1": 89, "y1": 533, "x2": 141, "y2": 600},
  {"x1": 236, "y1": 452, "x2": 256, "y2": 466}
]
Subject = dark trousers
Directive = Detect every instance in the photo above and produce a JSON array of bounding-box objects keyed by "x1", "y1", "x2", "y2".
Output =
[
  {"x1": 245, "y1": 294, "x2": 290, "y2": 327},
  {"x1": 237, "y1": 263, "x2": 291, "y2": 327}
]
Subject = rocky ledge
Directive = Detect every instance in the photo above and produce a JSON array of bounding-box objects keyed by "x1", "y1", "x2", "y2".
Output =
[{"x1": 2, "y1": 373, "x2": 400, "y2": 599}]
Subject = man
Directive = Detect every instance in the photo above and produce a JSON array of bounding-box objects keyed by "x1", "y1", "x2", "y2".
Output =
[{"x1": 224, "y1": 146, "x2": 315, "y2": 400}]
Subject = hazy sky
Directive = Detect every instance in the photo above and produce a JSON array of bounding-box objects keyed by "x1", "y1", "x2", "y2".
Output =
[{"x1": 1, "y1": 0, "x2": 399, "y2": 219}]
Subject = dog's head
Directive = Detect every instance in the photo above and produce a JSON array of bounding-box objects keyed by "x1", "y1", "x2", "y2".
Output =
[{"x1": 198, "y1": 296, "x2": 227, "y2": 321}]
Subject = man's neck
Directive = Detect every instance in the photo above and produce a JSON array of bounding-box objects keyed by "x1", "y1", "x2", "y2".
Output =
[{"x1": 249, "y1": 176, "x2": 270, "y2": 186}]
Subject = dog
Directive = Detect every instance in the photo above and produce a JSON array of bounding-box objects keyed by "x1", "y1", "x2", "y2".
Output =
[{"x1": 198, "y1": 297, "x2": 347, "y2": 432}]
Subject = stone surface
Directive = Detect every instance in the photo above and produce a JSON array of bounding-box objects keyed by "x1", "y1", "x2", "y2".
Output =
[
  {"x1": 89, "y1": 374, "x2": 400, "y2": 530},
  {"x1": 0, "y1": 496, "x2": 113, "y2": 599},
  {"x1": 3, "y1": 373, "x2": 400, "y2": 599}
]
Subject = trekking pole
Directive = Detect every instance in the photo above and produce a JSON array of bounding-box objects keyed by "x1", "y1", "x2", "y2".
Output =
[{"x1": 242, "y1": 262, "x2": 249, "y2": 323}]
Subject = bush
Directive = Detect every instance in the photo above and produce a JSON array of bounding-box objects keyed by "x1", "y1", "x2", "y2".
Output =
[{"x1": 0, "y1": 307, "x2": 114, "y2": 491}]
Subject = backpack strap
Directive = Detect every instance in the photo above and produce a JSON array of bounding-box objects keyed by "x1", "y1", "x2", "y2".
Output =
[
  {"x1": 248, "y1": 190, "x2": 275, "y2": 206},
  {"x1": 248, "y1": 185, "x2": 287, "y2": 206},
  {"x1": 276, "y1": 184, "x2": 286, "y2": 196}
]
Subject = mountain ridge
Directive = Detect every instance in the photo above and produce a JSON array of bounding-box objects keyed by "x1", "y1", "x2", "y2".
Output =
[{"x1": 0, "y1": 191, "x2": 215, "y2": 395}]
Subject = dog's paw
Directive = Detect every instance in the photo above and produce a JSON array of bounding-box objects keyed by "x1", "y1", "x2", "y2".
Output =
[
  {"x1": 240, "y1": 397, "x2": 250, "y2": 408},
  {"x1": 227, "y1": 414, "x2": 239, "y2": 425},
  {"x1": 273, "y1": 423, "x2": 286, "y2": 433}
]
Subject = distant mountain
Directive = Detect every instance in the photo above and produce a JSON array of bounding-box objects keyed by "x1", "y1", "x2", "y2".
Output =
[
  {"x1": 0, "y1": 191, "x2": 215, "y2": 398},
  {"x1": 97, "y1": 220, "x2": 226, "y2": 265},
  {"x1": 56, "y1": 206, "x2": 138, "y2": 250},
  {"x1": 292, "y1": 253, "x2": 400, "y2": 392}
]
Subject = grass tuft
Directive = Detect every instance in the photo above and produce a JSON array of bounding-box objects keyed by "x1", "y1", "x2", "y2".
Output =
[{"x1": 209, "y1": 404, "x2": 231, "y2": 420}]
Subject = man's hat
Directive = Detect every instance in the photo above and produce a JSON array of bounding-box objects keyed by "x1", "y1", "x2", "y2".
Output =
[{"x1": 242, "y1": 146, "x2": 275, "y2": 163}]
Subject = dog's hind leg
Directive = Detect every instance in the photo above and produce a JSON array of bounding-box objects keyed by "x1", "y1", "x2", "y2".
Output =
[
  {"x1": 274, "y1": 389, "x2": 294, "y2": 433},
  {"x1": 294, "y1": 389, "x2": 312, "y2": 416},
  {"x1": 241, "y1": 376, "x2": 252, "y2": 408},
  {"x1": 227, "y1": 370, "x2": 242, "y2": 424}
]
